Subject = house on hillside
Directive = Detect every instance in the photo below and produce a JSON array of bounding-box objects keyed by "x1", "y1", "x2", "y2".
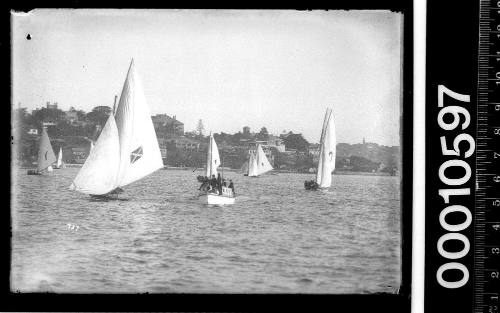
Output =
[
  {"x1": 152, "y1": 114, "x2": 184, "y2": 135},
  {"x1": 267, "y1": 134, "x2": 285, "y2": 152}
]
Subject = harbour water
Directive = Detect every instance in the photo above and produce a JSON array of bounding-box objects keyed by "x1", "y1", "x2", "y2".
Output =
[{"x1": 11, "y1": 167, "x2": 401, "y2": 294}]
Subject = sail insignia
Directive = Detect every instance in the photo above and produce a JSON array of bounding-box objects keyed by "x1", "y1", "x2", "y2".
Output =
[{"x1": 130, "y1": 146, "x2": 143, "y2": 164}]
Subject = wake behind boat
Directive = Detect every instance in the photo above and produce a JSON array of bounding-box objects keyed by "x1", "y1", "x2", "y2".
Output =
[
  {"x1": 305, "y1": 107, "x2": 336, "y2": 190},
  {"x1": 69, "y1": 59, "x2": 163, "y2": 198}
]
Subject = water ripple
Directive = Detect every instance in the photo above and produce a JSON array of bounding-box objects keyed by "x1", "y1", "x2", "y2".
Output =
[{"x1": 11, "y1": 168, "x2": 401, "y2": 294}]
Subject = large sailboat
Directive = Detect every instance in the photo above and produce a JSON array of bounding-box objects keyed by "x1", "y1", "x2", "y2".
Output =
[
  {"x1": 243, "y1": 144, "x2": 273, "y2": 177},
  {"x1": 27, "y1": 127, "x2": 56, "y2": 175},
  {"x1": 199, "y1": 134, "x2": 235, "y2": 205},
  {"x1": 69, "y1": 59, "x2": 163, "y2": 197},
  {"x1": 305, "y1": 108, "x2": 336, "y2": 190}
]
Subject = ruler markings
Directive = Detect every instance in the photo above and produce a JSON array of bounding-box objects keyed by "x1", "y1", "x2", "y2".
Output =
[{"x1": 475, "y1": 2, "x2": 499, "y2": 312}]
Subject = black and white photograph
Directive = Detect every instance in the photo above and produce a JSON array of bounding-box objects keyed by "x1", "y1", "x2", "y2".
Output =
[{"x1": 10, "y1": 9, "x2": 404, "y2": 295}]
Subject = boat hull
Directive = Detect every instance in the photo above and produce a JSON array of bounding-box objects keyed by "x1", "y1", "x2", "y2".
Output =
[
  {"x1": 200, "y1": 193, "x2": 235, "y2": 205},
  {"x1": 27, "y1": 170, "x2": 41, "y2": 175},
  {"x1": 304, "y1": 180, "x2": 320, "y2": 190}
]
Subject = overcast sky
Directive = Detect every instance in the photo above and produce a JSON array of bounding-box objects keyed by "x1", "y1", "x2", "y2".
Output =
[{"x1": 12, "y1": 9, "x2": 402, "y2": 146}]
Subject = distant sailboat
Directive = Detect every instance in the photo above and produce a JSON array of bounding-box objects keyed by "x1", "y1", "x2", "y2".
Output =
[
  {"x1": 69, "y1": 59, "x2": 163, "y2": 197},
  {"x1": 54, "y1": 147, "x2": 64, "y2": 169},
  {"x1": 244, "y1": 144, "x2": 273, "y2": 177},
  {"x1": 199, "y1": 134, "x2": 235, "y2": 205},
  {"x1": 27, "y1": 127, "x2": 56, "y2": 175},
  {"x1": 305, "y1": 108, "x2": 336, "y2": 190}
]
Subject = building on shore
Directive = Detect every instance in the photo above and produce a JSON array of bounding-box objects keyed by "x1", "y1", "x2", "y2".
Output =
[
  {"x1": 152, "y1": 114, "x2": 184, "y2": 135},
  {"x1": 267, "y1": 134, "x2": 285, "y2": 152}
]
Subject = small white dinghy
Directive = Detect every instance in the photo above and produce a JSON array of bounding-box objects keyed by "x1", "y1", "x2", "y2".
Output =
[
  {"x1": 199, "y1": 134, "x2": 236, "y2": 205},
  {"x1": 200, "y1": 187, "x2": 236, "y2": 205}
]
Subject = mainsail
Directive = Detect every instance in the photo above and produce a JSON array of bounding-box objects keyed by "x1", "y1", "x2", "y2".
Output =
[
  {"x1": 315, "y1": 108, "x2": 336, "y2": 188},
  {"x1": 70, "y1": 59, "x2": 163, "y2": 195},
  {"x1": 205, "y1": 134, "x2": 220, "y2": 177},
  {"x1": 255, "y1": 144, "x2": 273, "y2": 175},
  {"x1": 56, "y1": 148, "x2": 63, "y2": 168},
  {"x1": 37, "y1": 127, "x2": 56, "y2": 172},
  {"x1": 114, "y1": 59, "x2": 164, "y2": 187},
  {"x1": 247, "y1": 144, "x2": 273, "y2": 176},
  {"x1": 247, "y1": 152, "x2": 259, "y2": 177}
]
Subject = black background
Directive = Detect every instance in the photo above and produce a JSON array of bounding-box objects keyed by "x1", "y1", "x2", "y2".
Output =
[{"x1": 425, "y1": 0, "x2": 479, "y2": 313}]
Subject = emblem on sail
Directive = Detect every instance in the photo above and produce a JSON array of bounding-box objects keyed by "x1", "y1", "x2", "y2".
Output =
[{"x1": 130, "y1": 146, "x2": 143, "y2": 164}]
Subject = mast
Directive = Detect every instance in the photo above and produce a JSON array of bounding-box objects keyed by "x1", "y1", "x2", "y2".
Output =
[
  {"x1": 209, "y1": 133, "x2": 212, "y2": 177},
  {"x1": 113, "y1": 95, "x2": 118, "y2": 115}
]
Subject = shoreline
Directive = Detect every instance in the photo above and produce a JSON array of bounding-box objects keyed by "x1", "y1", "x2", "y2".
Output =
[
  {"x1": 163, "y1": 167, "x2": 397, "y2": 177},
  {"x1": 15, "y1": 165, "x2": 398, "y2": 177}
]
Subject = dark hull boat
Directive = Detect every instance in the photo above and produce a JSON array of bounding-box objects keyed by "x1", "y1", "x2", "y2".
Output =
[
  {"x1": 90, "y1": 187, "x2": 124, "y2": 200},
  {"x1": 304, "y1": 180, "x2": 319, "y2": 190}
]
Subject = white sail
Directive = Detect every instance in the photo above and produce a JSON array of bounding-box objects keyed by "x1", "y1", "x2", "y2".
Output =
[
  {"x1": 56, "y1": 148, "x2": 63, "y2": 168},
  {"x1": 247, "y1": 152, "x2": 259, "y2": 177},
  {"x1": 37, "y1": 127, "x2": 57, "y2": 172},
  {"x1": 70, "y1": 114, "x2": 121, "y2": 195},
  {"x1": 255, "y1": 144, "x2": 273, "y2": 175},
  {"x1": 205, "y1": 134, "x2": 220, "y2": 177},
  {"x1": 90, "y1": 141, "x2": 94, "y2": 151},
  {"x1": 315, "y1": 108, "x2": 336, "y2": 188},
  {"x1": 114, "y1": 59, "x2": 164, "y2": 188}
]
